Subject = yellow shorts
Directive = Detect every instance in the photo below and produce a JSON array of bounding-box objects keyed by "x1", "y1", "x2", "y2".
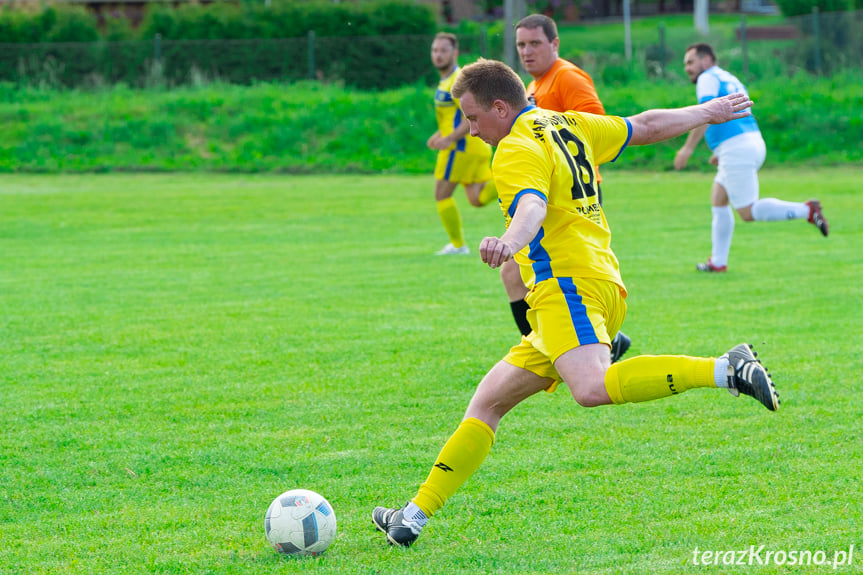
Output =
[
  {"x1": 503, "y1": 276, "x2": 627, "y2": 390},
  {"x1": 434, "y1": 149, "x2": 492, "y2": 184}
]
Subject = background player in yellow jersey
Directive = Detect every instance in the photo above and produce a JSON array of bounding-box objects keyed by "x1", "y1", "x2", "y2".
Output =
[
  {"x1": 373, "y1": 59, "x2": 780, "y2": 547},
  {"x1": 502, "y1": 13, "x2": 631, "y2": 363},
  {"x1": 428, "y1": 32, "x2": 498, "y2": 255}
]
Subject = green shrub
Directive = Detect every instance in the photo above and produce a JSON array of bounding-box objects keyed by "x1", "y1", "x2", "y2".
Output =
[
  {"x1": 135, "y1": 0, "x2": 437, "y2": 89},
  {"x1": 773, "y1": 0, "x2": 858, "y2": 17},
  {"x1": 1, "y1": 0, "x2": 436, "y2": 89},
  {"x1": 0, "y1": 5, "x2": 54, "y2": 43},
  {"x1": 1, "y1": 73, "x2": 858, "y2": 173},
  {"x1": 43, "y1": 5, "x2": 99, "y2": 42},
  {"x1": 104, "y1": 15, "x2": 136, "y2": 42}
]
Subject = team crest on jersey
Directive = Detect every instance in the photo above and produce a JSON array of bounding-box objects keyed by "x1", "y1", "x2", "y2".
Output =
[{"x1": 434, "y1": 89, "x2": 455, "y2": 106}]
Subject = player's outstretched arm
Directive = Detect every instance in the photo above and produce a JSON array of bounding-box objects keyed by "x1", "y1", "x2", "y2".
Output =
[
  {"x1": 480, "y1": 193, "x2": 547, "y2": 269},
  {"x1": 628, "y1": 93, "x2": 753, "y2": 146}
]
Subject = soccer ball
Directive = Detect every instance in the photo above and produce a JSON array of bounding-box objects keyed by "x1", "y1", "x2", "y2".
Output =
[{"x1": 264, "y1": 489, "x2": 337, "y2": 556}]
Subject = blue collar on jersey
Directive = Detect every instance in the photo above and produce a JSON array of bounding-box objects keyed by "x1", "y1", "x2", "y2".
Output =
[
  {"x1": 510, "y1": 105, "x2": 536, "y2": 132},
  {"x1": 441, "y1": 64, "x2": 459, "y2": 81}
]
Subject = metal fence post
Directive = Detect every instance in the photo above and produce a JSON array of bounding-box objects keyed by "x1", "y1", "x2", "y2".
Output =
[
  {"x1": 812, "y1": 6, "x2": 822, "y2": 75},
  {"x1": 740, "y1": 16, "x2": 748, "y2": 76},
  {"x1": 624, "y1": 0, "x2": 632, "y2": 61},
  {"x1": 503, "y1": 0, "x2": 515, "y2": 67},
  {"x1": 308, "y1": 30, "x2": 315, "y2": 80},
  {"x1": 154, "y1": 33, "x2": 162, "y2": 64},
  {"x1": 658, "y1": 22, "x2": 666, "y2": 76}
]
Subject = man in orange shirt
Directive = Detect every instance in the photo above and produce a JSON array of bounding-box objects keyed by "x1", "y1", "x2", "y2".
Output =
[
  {"x1": 501, "y1": 13, "x2": 631, "y2": 362},
  {"x1": 518, "y1": 14, "x2": 605, "y2": 116}
]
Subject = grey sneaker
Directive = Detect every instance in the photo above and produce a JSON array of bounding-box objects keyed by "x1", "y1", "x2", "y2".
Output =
[
  {"x1": 372, "y1": 505, "x2": 422, "y2": 547},
  {"x1": 435, "y1": 243, "x2": 470, "y2": 255},
  {"x1": 723, "y1": 343, "x2": 779, "y2": 411},
  {"x1": 610, "y1": 331, "x2": 632, "y2": 363}
]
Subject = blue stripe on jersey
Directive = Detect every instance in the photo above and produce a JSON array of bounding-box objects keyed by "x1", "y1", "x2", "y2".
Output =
[
  {"x1": 508, "y1": 189, "x2": 548, "y2": 218},
  {"x1": 444, "y1": 150, "x2": 456, "y2": 180},
  {"x1": 528, "y1": 228, "x2": 553, "y2": 284},
  {"x1": 507, "y1": 188, "x2": 552, "y2": 282},
  {"x1": 698, "y1": 67, "x2": 759, "y2": 150},
  {"x1": 454, "y1": 109, "x2": 466, "y2": 152},
  {"x1": 557, "y1": 277, "x2": 599, "y2": 345},
  {"x1": 610, "y1": 119, "x2": 633, "y2": 163}
]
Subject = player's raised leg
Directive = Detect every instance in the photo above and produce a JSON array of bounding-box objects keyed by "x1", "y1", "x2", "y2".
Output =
[{"x1": 555, "y1": 342, "x2": 778, "y2": 411}]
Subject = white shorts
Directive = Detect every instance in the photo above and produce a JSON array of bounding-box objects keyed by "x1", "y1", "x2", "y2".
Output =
[{"x1": 713, "y1": 132, "x2": 766, "y2": 209}]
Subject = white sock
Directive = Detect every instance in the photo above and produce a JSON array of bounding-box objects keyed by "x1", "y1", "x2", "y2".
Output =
[
  {"x1": 403, "y1": 502, "x2": 428, "y2": 527},
  {"x1": 711, "y1": 206, "x2": 735, "y2": 268},
  {"x1": 714, "y1": 357, "x2": 730, "y2": 387},
  {"x1": 751, "y1": 198, "x2": 809, "y2": 221}
]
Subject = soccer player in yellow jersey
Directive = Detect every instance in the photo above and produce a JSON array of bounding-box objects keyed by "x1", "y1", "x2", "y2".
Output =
[
  {"x1": 428, "y1": 32, "x2": 497, "y2": 255},
  {"x1": 503, "y1": 13, "x2": 631, "y2": 364},
  {"x1": 373, "y1": 59, "x2": 780, "y2": 547}
]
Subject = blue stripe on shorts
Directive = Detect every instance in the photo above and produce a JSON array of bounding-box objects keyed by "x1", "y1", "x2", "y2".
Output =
[
  {"x1": 557, "y1": 277, "x2": 600, "y2": 345},
  {"x1": 529, "y1": 228, "x2": 553, "y2": 284},
  {"x1": 444, "y1": 150, "x2": 456, "y2": 180}
]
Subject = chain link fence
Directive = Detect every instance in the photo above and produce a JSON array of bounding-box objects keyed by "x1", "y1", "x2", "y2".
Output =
[
  {"x1": 0, "y1": 33, "x2": 437, "y2": 90},
  {"x1": 629, "y1": 9, "x2": 861, "y2": 81},
  {"x1": 0, "y1": 10, "x2": 859, "y2": 89}
]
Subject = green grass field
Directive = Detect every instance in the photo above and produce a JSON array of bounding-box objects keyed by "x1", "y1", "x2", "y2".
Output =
[{"x1": 1, "y1": 169, "x2": 860, "y2": 574}]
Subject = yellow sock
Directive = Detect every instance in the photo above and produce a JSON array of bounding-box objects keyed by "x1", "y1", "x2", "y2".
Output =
[
  {"x1": 478, "y1": 180, "x2": 498, "y2": 206},
  {"x1": 436, "y1": 197, "x2": 464, "y2": 248},
  {"x1": 412, "y1": 418, "x2": 495, "y2": 517},
  {"x1": 604, "y1": 355, "x2": 716, "y2": 404}
]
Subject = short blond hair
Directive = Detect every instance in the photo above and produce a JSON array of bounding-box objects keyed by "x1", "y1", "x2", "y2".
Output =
[{"x1": 452, "y1": 58, "x2": 528, "y2": 110}]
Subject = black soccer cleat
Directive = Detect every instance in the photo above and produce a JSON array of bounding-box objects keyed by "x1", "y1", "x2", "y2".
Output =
[
  {"x1": 372, "y1": 505, "x2": 422, "y2": 547},
  {"x1": 723, "y1": 343, "x2": 780, "y2": 411},
  {"x1": 610, "y1": 331, "x2": 632, "y2": 363},
  {"x1": 806, "y1": 199, "x2": 829, "y2": 237}
]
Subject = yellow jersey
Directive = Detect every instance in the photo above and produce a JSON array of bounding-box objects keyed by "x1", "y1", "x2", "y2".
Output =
[
  {"x1": 434, "y1": 66, "x2": 492, "y2": 157},
  {"x1": 492, "y1": 106, "x2": 631, "y2": 292}
]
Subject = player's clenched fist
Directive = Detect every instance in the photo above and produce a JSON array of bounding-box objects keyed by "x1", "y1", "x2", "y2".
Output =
[{"x1": 480, "y1": 237, "x2": 514, "y2": 269}]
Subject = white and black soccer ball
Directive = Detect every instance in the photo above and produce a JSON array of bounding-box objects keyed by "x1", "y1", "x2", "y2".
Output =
[{"x1": 264, "y1": 489, "x2": 337, "y2": 556}]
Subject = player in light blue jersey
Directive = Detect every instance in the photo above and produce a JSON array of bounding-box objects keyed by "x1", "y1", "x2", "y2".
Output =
[{"x1": 674, "y1": 43, "x2": 829, "y2": 273}]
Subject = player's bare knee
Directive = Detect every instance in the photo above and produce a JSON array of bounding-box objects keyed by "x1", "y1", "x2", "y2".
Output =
[{"x1": 568, "y1": 384, "x2": 605, "y2": 408}]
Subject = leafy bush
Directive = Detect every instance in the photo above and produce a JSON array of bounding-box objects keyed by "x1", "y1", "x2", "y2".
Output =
[
  {"x1": 1, "y1": 0, "x2": 437, "y2": 90},
  {"x1": 0, "y1": 4, "x2": 99, "y2": 43},
  {"x1": 772, "y1": 0, "x2": 859, "y2": 17},
  {"x1": 2, "y1": 73, "x2": 857, "y2": 173},
  {"x1": 44, "y1": 5, "x2": 99, "y2": 42}
]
